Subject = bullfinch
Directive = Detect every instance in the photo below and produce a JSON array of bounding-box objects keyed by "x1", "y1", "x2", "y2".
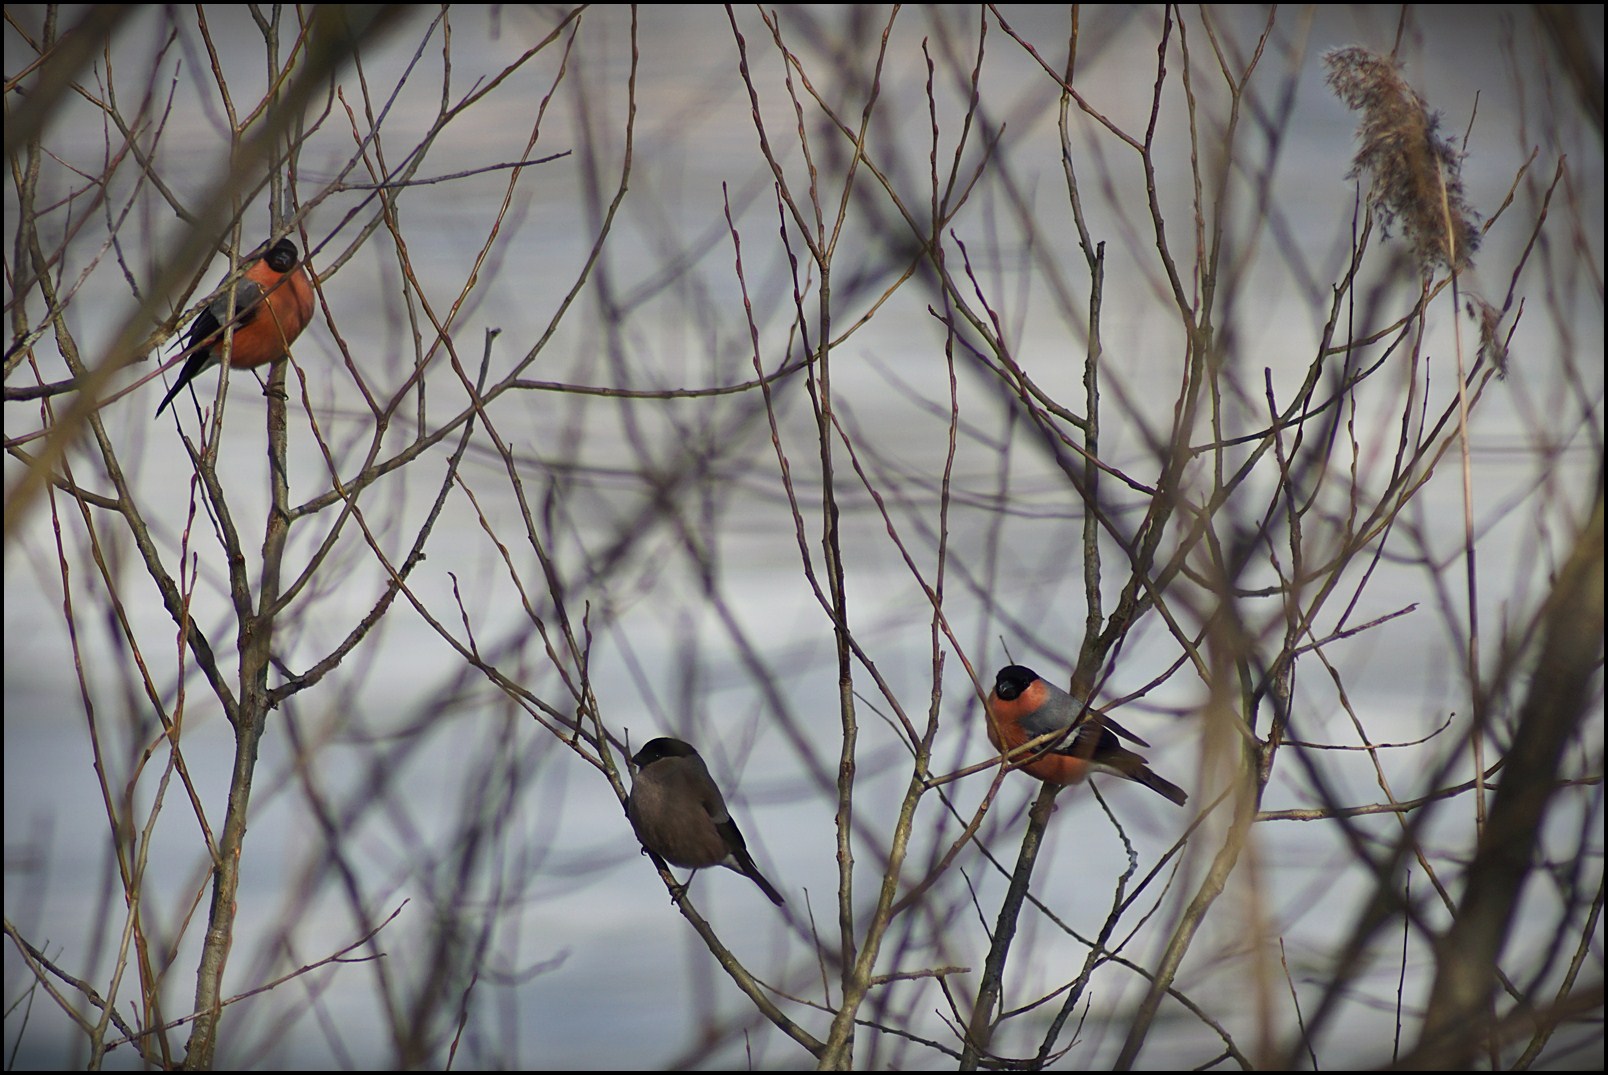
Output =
[
  {"x1": 986, "y1": 664, "x2": 1188, "y2": 805},
  {"x1": 155, "y1": 237, "x2": 315, "y2": 416},
  {"x1": 626, "y1": 737, "x2": 786, "y2": 905}
]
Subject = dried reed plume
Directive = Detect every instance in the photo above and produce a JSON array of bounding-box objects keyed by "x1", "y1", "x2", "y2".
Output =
[{"x1": 1325, "y1": 46, "x2": 1480, "y2": 273}]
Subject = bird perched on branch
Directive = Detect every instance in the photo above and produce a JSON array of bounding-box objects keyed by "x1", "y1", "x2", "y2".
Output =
[
  {"x1": 156, "y1": 237, "x2": 314, "y2": 416},
  {"x1": 986, "y1": 664, "x2": 1187, "y2": 805},
  {"x1": 627, "y1": 736, "x2": 786, "y2": 905}
]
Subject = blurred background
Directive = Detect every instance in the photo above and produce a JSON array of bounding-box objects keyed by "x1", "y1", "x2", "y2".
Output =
[{"x1": 5, "y1": 5, "x2": 1602, "y2": 1069}]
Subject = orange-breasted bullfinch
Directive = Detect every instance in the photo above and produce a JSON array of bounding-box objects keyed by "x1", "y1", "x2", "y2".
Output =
[
  {"x1": 627, "y1": 737, "x2": 786, "y2": 905},
  {"x1": 986, "y1": 664, "x2": 1188, "y2": 805},
  {"x1": 155, "y1": 237, "x2": 315, "y2": 416}
]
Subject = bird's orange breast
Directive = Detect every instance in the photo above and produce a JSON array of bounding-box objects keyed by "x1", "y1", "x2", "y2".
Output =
[{"x1": 986, "y1": 680, "x2": 1090, "y2": 785}]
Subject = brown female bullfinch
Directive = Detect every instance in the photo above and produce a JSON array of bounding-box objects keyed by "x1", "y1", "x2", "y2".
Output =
[
  {"x1": 986, "y1": 664, "x2": 1188, "y2": 805},
  {"x1": 627, "y1": 737, "x2": 786, "y2": 905},
  {"x1": 156, "y1": 237, "x2": 315, "y2": 416}
]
